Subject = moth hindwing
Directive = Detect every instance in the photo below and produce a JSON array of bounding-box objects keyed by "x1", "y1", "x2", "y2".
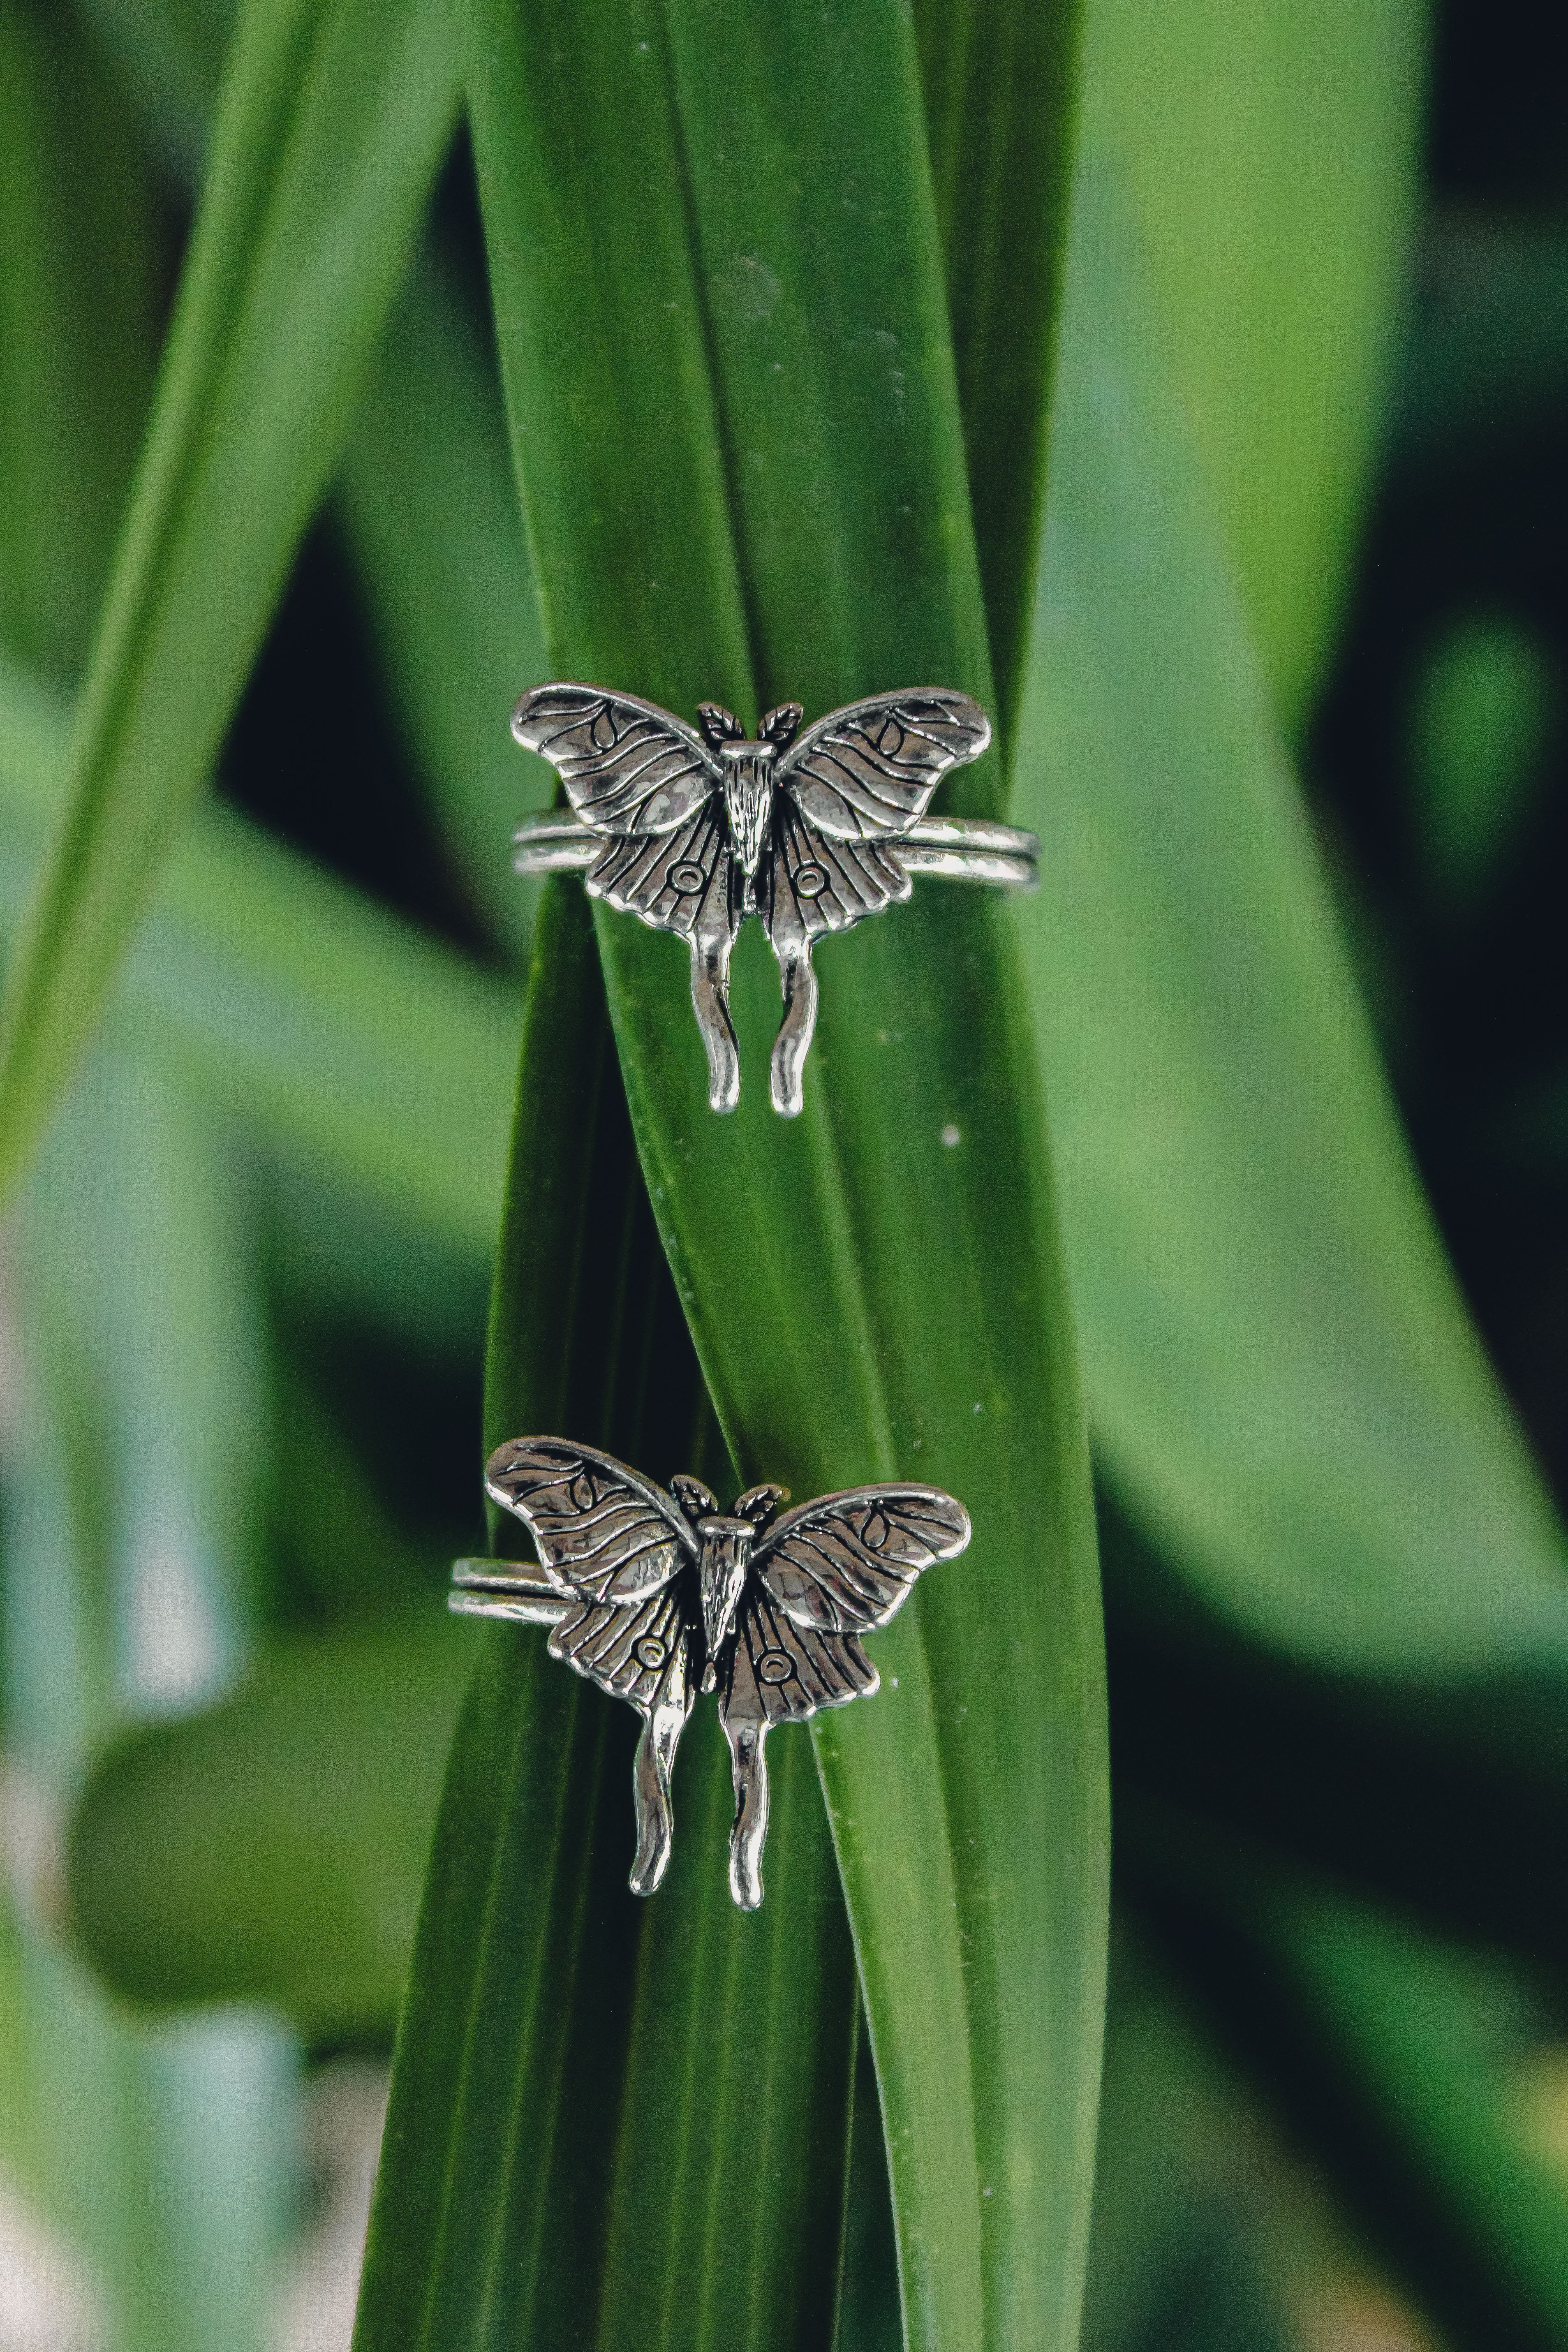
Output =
[
  {"x1": 474, "y1": 1440, "x2": 972, "y2": 1909},
  {"x1": 510, "y1": 683, "x2": 991, "y2": 1116}
]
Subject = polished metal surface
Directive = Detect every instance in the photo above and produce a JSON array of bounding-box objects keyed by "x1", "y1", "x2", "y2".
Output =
[
  {"x1": 452, "y1": 1436, "x2": 971, "y2": 1908},
  {"x1": 509, "y1": 684, "x2": 1032, "y2": 1116}
]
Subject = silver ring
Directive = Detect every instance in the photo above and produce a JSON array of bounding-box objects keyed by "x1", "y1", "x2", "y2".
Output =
[
  {"x1": 453, "y1": 1436, "x2": 971, "y2": 1907},
  {"x1": 511, "y1": 808, "x2": 1039, "y2": 893},
  {"x1": 506, "y1": 682, "x2": 1030, "y2": 1115}
]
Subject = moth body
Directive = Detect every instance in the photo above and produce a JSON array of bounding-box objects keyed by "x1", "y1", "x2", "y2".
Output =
[
  {"x1": 695, "y1": 1514, "x2": 755, "y2": 1691},
  {"x1": 717, "y1": 742, "x2": 777, "y2": 882}
]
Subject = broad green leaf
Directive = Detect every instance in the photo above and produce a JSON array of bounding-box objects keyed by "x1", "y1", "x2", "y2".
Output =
[
  {"x1": 339, "y1": 255, "x2": 549, "y2": 961},
  {"x1": 463, "y1": 5, "x2": 1105, "y2": 2348},
  {"x1": 0, "y1": 0, "x2": 459, "y2": 1200},
  {"x1": 0, "y1": 2, "x2": 159, "y2": 682},
  {"x1": 1017, "y1": 145, "x2": 1568, "y2": 1667},
  {"x1": 68, "y1": 1625, "x2": 477, "y2": 2038},
  {"x1": 0, "y1": 653, "x2": 516, "y2": 1255},
  {"x1": 914, "y1": 0, "x2": 1083, "y2": 751},
  {"x1": 355, "y1": 884, "x2": 858, "y2": 2352},
  {"x1": 1091, "y1": 0, "x2": 1426, "y2": 720}
]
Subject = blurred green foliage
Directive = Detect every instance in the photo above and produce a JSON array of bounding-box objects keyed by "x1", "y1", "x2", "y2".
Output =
[{"x1": 0, "y1": 0, "x2": 1565, "y2": 2348}]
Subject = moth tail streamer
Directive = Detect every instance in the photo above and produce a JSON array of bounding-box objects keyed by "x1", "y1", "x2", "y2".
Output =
[
  {"x1": 723, "y1": 1717, "x2": 770, "y2": 1910},
  {"x1": 629, "y1": 1690, "x2": 687, "y2": 1896},
  {"x1": 768, "y1": 941, "x2": 818, "y2": 1118},
  {"x1": 689, "y1": 925, "x2": 740, "y2": 1114}
]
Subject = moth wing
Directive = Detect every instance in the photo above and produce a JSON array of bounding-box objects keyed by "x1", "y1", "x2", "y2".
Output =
[
  {"x1": 719, "y1": 1576, "x2": 879, "y2": 1730},
  {"x1": 511, "y1": 683, "x2": 720, "y2": 838},
  {"x1": 775, "y1": 689, "x2": 990, "y2": 842},
  {"x1": 752, "y1": 1484, "x2": 972, "y2": 1635},
  {"x1": 484, "y1": 1437, "x2": 695, "y2": 1605},
  {"x1": 585, "y1": 793, "x2": 740, "y2": 944},
  {"x1": 548, "y1": 1581, "x2": 697, "y2": 1717},
  {"x1": 764, "y1": 794, "x2": 909, "y2": 944}
]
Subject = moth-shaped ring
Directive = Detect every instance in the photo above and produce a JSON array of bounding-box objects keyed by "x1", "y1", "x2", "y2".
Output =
[
  {"x1": 510, "y1": 685, "x2": 1038, "y2": 1115},
  {"x1": 451, "y1": 1437, "x2": 971, "y2": 1908}
]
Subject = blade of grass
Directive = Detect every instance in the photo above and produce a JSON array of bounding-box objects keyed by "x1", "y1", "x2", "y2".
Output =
[
  {"x1": 0, "y1": 1, "x2": 159, "y2": 682},
  {"x1": 338, "y1": 255, "x2": 549, "y2": 962},
  {"x1": 354, "y1": 883, "x2": 858, "y2": 2352},
  {"x1": 0, "y1": 0, "x2": 459, "y2": 1200},
  {"x1": 463, "y1": 5, "x2": 1105, "y2": 2347},
  {"x1": 913, "y1": 0, "x2": 1083, "y2": 754},
  {"x1": 1015, "y1": 138, "x2": 1568, "y2": 1667},
  {"x1": 1091, "y1": 0, "x2": 1426, "y2": 722},
  {"x1": 0, "y1": 653, "x2": 516, "y2": 1256},
  {"x1": 68, "y1": 0, "x2": 545, "y2": 968}
]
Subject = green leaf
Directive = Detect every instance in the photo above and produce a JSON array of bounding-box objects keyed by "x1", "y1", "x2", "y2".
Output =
[
  {"x1": 72, "y1": 0, "x2": 230, "y2": 180},
  {"x1": 1016, "y1": 143, "x2": 1568, "y2": 1667},
  {"x1": 462, "y1": 4, "x2": 1105, "y2": 2347},
  {"x1": 355, "y1": 884, "x2": 858, "y2": 2352},
  {"x1": 1089, "y1": 0, "x2": 1427, "y2": 720},
  {"x1": 914, "y1": 0, "x2": 1083, "y2": 752},
  {"x1": 1128, "y1": 1806, "x2": 1568, "y2": 2351},
  {"x1": 2, "y1": 1041, "x2": 298, "y2": 2352},
  {"x1": 68, "y1": 1624, "x2": 477, "y2": 2039},
  {"x1": 0, "y1": 0, "x2": 458, "y2": 1200},
  {"x1": 0, "y1": 652, "x2": 516, "y2": 1256},
  {"x1": 0, "y1": 2, "x2": 160, "y2": 680},
  {"x1": 339, "y1": 254, "x2": 550, "y2": 962}
]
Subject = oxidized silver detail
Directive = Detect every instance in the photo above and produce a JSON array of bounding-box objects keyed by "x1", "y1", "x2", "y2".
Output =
[
  {"x1": 510, "y1": 684, "x2": 1035, "y2": 1117},
  {"x1": 451, "y1": 1436, "x2": 971, "y2": 1909}
]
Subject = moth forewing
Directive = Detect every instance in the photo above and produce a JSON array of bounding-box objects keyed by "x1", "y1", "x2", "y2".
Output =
[{"x1": 752, "y1": 1482, "x2": 973, "y2": 1633}]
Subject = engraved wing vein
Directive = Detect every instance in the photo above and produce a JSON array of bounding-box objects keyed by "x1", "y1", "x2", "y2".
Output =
[
  {"x1": 511, "y1": 685, "x2": 719, "y2": 838},
  {"x1": 754, "y1": 1485, "x2": 972, "y2": 1633},
  {"x1": 484, "y1": 1438, "x2": 692, "y2": 1602},
  {"x1": 779, "y1": 691, "x2": 990, "y2": 841}
]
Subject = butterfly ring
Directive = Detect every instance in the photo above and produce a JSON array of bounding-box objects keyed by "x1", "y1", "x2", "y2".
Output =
[
  {"x1": 510, "y1": 685, "x2": 1038, "y2": 1115},
  {"x1": 452, "y1": 1437, "x2": 971, "y2": 1908}
]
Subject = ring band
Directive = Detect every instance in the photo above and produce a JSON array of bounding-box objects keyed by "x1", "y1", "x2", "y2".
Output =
[
  {"x1": 512, "y1": 809, "x2": 1040, "y2": 893},
  {"x1": 451, "y1": 1558, "x2": 569, "y2": 1626}
]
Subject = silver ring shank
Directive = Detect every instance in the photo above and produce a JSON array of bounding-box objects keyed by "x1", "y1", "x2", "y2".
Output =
[
  {"x1": 451, "y1": 1557, "x2": 569, "y2": 1626},
  {"x1": 510, "y1": 809, "x2": 1039, "y2": 891}
]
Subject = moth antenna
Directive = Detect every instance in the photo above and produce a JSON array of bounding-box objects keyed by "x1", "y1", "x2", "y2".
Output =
[
  {"x1": 733, "y1": 1482, "x2": 788, "y2": 1531},
  {"x1": 696, "y1": 702, "x2": 745, "y2": 747},
  {"x1": 670, "y1": 1472, "x2": 719, "y2": 1522},
  {"x1": 759, "y1": 701, "x2": 803, "y2": 749}
]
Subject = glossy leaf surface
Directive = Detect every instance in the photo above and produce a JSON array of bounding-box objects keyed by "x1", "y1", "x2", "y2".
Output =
[
  {"x1": 355, "y1": 884, "x2": 857, "y2": 2352},
  {"x1": 914, "y1": 0, "x2": 1083, "y2": 749},
  {"x1": 1015, "y1": 146, "x2": 1568, "y2": 1663},
  {"x1": 463, "y1": 3, "x2": 1105, "y2": 2347},
  {"x1": 1091, "y1": 0, "x2": 1426, "y2": 719},
  {"x1": 0, "y1": 0, "x2": 458, "y2": 1198}
]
